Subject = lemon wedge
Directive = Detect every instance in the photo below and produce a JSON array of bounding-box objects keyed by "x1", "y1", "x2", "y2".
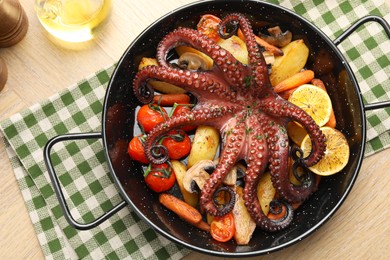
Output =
[
  {"x1": 300, "y1": 126, "x2": 350, "y2": 176},
  {"x1": 288, "y1": 84, "x2": 332, "y2": 127}
]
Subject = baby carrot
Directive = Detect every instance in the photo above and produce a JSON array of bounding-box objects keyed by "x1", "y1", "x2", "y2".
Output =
[
  {"x1": 152, "y1": 93, "x2": 190, "y2": 106},
  {"x1": 311, "y1": 78, "x2": 326, "y2": 91},
  {"x1": 278, "y1": 87, "x2": 297, "y2": 100},
  {"x1": 159, "y1": 193, "x2": 202, "y2": 225},
  {"x1": 194, "y1": 220, "x2": 211, "y2": 232},
  {"x1": 274, "y1": 70, "x2": 315, "y2": 93},
  {"x1": 237, "y1": 29, "x2": 283, "y2": 56}
]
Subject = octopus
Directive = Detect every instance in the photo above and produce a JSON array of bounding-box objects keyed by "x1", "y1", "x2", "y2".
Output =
[{"x1": 133, "y1": 13, "x2": 326, "y2": 232}]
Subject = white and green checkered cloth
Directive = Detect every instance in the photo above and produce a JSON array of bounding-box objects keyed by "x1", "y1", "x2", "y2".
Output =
[{"x1": 0, "y1": 1, "x2": 389, "y2": 259}]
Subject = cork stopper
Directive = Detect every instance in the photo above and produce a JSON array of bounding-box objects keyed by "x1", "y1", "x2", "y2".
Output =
[
  {"x1": 0, "y1": 0, "x2": 29, "y2": 48},
  {"x1": 0, "y1": 57, "x2": 7, "y2": 92}
]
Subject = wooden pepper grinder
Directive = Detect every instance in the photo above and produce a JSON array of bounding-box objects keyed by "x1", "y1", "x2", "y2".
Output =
[
  {"x1": 0, "y1": 0, "x2": 29, "y2": 48},
  {"x1": 0, "y1": 57, "x2": 7, "y2": 92}
]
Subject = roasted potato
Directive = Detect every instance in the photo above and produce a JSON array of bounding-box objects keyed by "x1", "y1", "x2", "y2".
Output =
[
  {"x1": 138, "y1": 57, "x2": 158, "y2": 70},
  {"x1": 171, "y1": 160, "x2": 199, "y2": 207},
  {"x1": 256, "y1": 171, "x2": 276, "y2": 215},
  {"x1": 233, "y1": 186, "x2": 256, "y2": 245},
  {"x1": 187, "y1": 125, "x2": 220, "y2": 168},
  {"x1": 217, "y1": 35, "x2": 249, "y2": 65},
  {"x1": 270, "y1": 39, "x2": 309, "y2": 86}
]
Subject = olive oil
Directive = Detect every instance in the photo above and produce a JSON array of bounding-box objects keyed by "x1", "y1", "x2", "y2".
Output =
[{"x1": 35, "y1": 0, "x2": 112, "y2": 43}]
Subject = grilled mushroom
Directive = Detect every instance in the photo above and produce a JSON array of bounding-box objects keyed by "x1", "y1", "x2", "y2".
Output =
[
  {"x1": 178, "y1": 52, "x2": 213, "y2": 71},
  {"x1": 183, "y1": 159, "x2": 245, "y2": 193},
  {"x1": 183, "y1": 160, "x2": 215, "y2": 193},
  {"x1": 258, "y1": 26, "x2": 292, "y2": 47}
]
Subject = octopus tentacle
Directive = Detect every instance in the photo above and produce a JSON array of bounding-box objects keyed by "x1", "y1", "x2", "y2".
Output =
[
  {"x1": 144, "y1": 105, "x2": 238, "y2": 164},
  {"x1": 156, "y1": 27, "x2": 250, "y2": 89},
  {"x1": 148, "y1": 144, "x2": 169, "y2": 165},
  {"x1": 259, "y1": 98, "x2": 326, "y2": 167},
  {"x1": 212, "y1": 186, "x2": 236, "y2": 216},
  {"x1": 219, "y1": 13, "x2": 272, "y2": 95},
  {"x1": 262, "y1": 116, "x2": 316, "y2": 203},
  {"x1": 242, "y1": 116, "x2": 294, "y2": 231},
  {"x1": 133, "y1": 65, "x2": 238, "y2": 104},
  {"x1": 201, "y1": 119, "x2": 247, "y2": 216}
]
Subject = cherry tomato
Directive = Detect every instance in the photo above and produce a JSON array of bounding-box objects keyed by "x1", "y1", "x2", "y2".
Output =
[
  {"x1": 137, "y1": 103, "x2": 168, "y2": 133},
  {"x1": 144, "y1": 163, "x2": 176, "y2": 193},
  {"x1": 128, "y1": 135, "x2": 149, "y2": 164},
  {"x1": 210, "y1": 212, "x2": 235, "y2": 242},
  {"x1": 197, "y1": 14, "x2": 222, "y2": 42},
  {"x1": 161, "y1": 130, "x2": 191, "y2": 159},
  {"x1": 171, "y1": 104, "x2": 197, "y2": 132}
]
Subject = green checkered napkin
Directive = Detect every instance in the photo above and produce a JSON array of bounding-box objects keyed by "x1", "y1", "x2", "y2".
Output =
[
  {"x1": 0, "y1": 1, "x2": 389, "y2": 259},
  {"x1": 0, "y1": 65, "x2": 189, "y2": 260}
]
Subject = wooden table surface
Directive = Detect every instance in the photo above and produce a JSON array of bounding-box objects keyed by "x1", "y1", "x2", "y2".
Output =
[{"x1": 1, "y1": 1, "x2": 389, "y2": 259}]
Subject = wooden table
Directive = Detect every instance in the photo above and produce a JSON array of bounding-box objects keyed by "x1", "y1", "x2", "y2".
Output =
[{"x1": 1, "y1": 1, "x2": 389, "y2": 259}]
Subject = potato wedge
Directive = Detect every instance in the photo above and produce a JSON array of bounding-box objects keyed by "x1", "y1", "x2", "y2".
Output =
[
  {"x1": 233, "y1": 186, "x2": 256, "y2": 245},
  {"x1": 217, "y1": 35, "x2": 249, "y2": 65},
  {"x1": 270, "y1": 39, "x2": 309, "y2": 87},
  {"x1": 187, "y1": 125, "x2": 220, "y2": 168},
  {"x1": 171, "y1": 160, "x2": 198, "y2": 207},
  {"x1": 223, "y1": 165, "x2": 237, "y2": 186},
  {"x1": 256, "y1": 171, "x2": 276, "y2": 215},
  {"x1": 138, "y1": 57, "x2": 186, "y2": 94},
  {"x1": 207, "y1": 214, "x2": 214, "y2": 225},
  {"x1": 138, "y1": 57, "x2": 158, "y2": 70}
]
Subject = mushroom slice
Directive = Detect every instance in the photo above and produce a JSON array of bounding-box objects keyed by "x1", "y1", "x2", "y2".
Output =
[
  {"x1": 178, "y1": 52, "x2": 213, "y2": 71},
  {"x1": 183, "y1": 160, "x2": 215, "y2": 193},
  {"x1": 258, "y1": 26, "x2": 292, "y2": 47}
]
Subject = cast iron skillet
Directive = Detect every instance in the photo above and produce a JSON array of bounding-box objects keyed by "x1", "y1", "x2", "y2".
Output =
[{"x1": 44, "y1": 0, "x2": 390, "y2": 257}]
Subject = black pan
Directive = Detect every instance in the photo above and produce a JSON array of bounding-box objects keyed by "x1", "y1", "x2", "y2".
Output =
[{"x1": 44, "y1": 0, "x2": 390, "y2": 257}]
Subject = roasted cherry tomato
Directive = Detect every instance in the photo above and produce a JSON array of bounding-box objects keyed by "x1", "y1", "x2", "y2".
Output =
[
  {"x1": 128, "y1": 135, "x2": 149, "y2": 164},
  {"x1": 210, "y1": 212, "x2": 235, "y2": 242},
  {"x1": 161, "y1": 130, "x2": 191, "y2": 159},
  {"x1": 137, "y1": 103, "x2": 168, "y2": 133},
  {"x1": 144, "y1": 163, "x2": 176, "y2": 193},
  {"x1": 197, "y1": 14, "x2": 222, "y2": 42},
  {"x1": 171, "y1": 104, "x2": 197, "y2": 132}
]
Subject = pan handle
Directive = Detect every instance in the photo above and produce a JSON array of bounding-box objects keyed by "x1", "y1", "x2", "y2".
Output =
[
  {"x1": 43, "y1": 132, "x2": 127, "y2": 230},
  {"x1": 334, "y1": 15, "x2": 390, "y2": 111}
]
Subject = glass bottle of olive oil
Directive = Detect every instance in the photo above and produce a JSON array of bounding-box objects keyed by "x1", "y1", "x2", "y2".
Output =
[{"x1": 35, "y1": 0, "x2": 112, "y2": 43}]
